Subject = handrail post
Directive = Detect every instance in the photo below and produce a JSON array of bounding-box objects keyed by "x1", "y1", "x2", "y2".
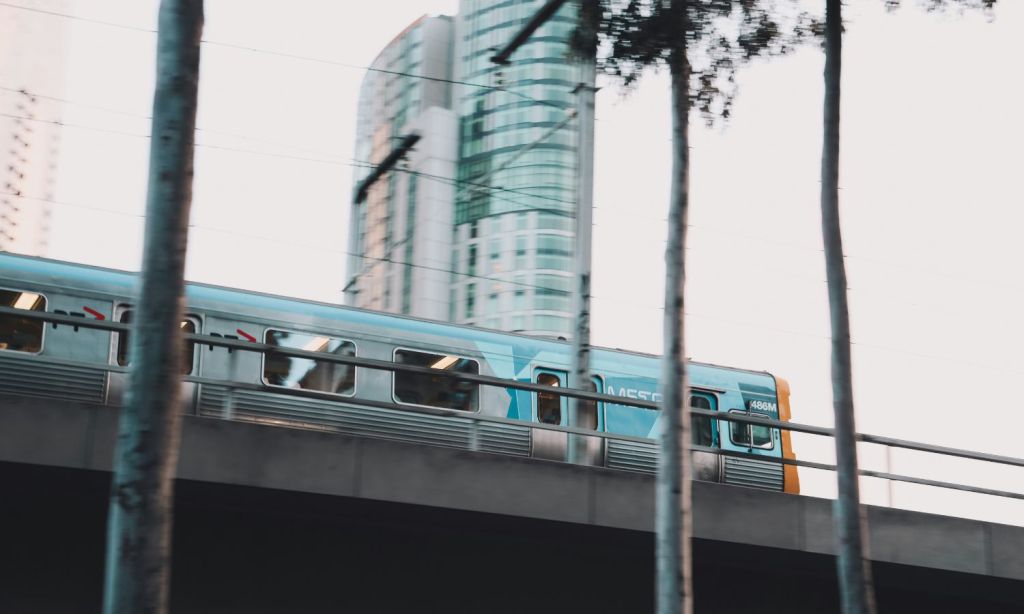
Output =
[
  {"x1": 469, "y1": 416, "x2": 480, "y2": 452},
  {"x1": 222, "y1": 348, "x2": 237, "y2": 421}
]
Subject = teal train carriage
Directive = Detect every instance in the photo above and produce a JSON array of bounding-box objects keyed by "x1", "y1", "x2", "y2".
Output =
[{"x1": 0, "y1": 253, "x2": 799, "y2": 493}]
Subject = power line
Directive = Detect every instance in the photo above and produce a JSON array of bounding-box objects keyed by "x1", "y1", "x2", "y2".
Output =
[
  {"x1": 0, "y1": 1, "x2": 565, "y2": 109},
  {"x1": 0, "y1": 0, "x2": 154, "y2": 32},
  {"x1": 0, "y1": 111, "x2": 149, "y2": 139},
  {"x1": 7, "y1": 106, "x2": 1023, "y2": 301},
  {"x1": 2, "y1": 108, "x2": 577, "y2": 209},
  {"x1": 9, "y1": 191, "x2": 1024, "y2": 375},
  {"x1": 200, "y1": 39, "x2": 566, "y2": 110},
  {"x1": 349, "y1": 160, "x2": 575, "y2": 209},
  {"x1": 0, "y1": 189, "x2": 572, "y2": 294},
  {"x1": 10, "y1": 186, "x2": 1017, "y2": 336},
  {"x1": 8, "y1": 0, "x2": 1016, "y2": 297},
  {"x1": 0, "y1": 85, "x2": 352, "y2": 162}
]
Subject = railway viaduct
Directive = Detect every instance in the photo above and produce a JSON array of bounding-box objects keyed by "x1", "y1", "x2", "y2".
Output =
[{"x1": 1, "y1": 394, "x2": 1022, "y2": 612}]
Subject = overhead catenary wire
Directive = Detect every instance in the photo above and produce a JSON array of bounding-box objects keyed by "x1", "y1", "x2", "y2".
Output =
[
  {"x1": 0, "y1": 85, "x2": 355, "y2": 162},
  {"x1": 6, "y1": 105, "x2": 1024, "y2": 325},
  {"x1": 0, "y1": 1, "x2": 565, "y2": 110},
  {"x1": 10, "y1": 185, "x2": 1024, "y2": 376},
  {"x1": 1, "y1": 108, "x2": 577, "y2": 209},
  {"x1": 5, "y1": 0, "x2": 1022, "y2": 298},
  {"x1": 11, "y1": 91, "x2": 1016, "y2": 299}
]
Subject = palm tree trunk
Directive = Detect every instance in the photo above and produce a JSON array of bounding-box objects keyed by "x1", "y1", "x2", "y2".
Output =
[
  {"x1": 821, "y1": 1, "x2": 877, "y2": 612},
  {"x1": 656, "y1": 3, "x2": 692, "y2": 611},
  {"x1": 102, "y1": 1, "x2": 203, "y2": 612}
]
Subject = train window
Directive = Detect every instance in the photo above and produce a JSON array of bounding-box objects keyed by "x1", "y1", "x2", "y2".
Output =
[
  {"x1": 115, "y1": 310, "x2": 197, "y2": 375},
  {"x1": 393, "y1": 349, "x2": 478, "y2": 411},
  {"x1": 536, "y1": 372, "x2": 562, "y2": 425},
  {"x1": 690, "y1": 395, "x2": 714, "y2": 447},
  {"x1": 263, "y1": 329, "x2": 356, "y2": 396},
  {"x1": 729, "y1": 410, "x2": 774, "y2": 449},
  {"x1": 0, "y1": 289, "x2": 46, "y2": 353}
]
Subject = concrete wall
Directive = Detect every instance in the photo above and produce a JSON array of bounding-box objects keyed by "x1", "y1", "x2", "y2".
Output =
[{"x1": 2, "y1": 394, "x2": 1023, "y2": 602}]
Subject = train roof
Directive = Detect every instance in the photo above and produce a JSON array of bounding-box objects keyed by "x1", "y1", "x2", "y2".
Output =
[{"x1": 0, "y1": 252, "x2": 773, "y2": 379}]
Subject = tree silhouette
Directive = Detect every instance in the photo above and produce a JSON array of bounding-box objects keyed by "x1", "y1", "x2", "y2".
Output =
[{"x1": 574, "y1": 2, "x2": 815, "y2": 612}]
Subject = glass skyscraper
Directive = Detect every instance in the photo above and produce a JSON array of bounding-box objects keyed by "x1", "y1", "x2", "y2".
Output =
[{"x1": 348, "y1": 1, "x2": 583, "y2": 337}]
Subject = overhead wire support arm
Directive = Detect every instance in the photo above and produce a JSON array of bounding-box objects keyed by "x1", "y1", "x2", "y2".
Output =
[
  {"x1": 490, "y1": 0, "x2": 569, "y2": 65},
  {"x1": 352, "y1": 132, "x2": 421, "y2": 204}
]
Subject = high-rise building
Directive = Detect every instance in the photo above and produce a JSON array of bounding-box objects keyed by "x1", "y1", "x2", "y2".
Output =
[
  {"x1": 347, "y1": 1, "x2": 582, "y2": 337},
  {"x1": 450, "y1": 0, "x2": 580, "y2": 336},
  {"x1": 0, "y1": 0, "x2": 70, "y2": 256},
  {"x1": 346, "y1": 15, "x2": 457, "y2": 322}
]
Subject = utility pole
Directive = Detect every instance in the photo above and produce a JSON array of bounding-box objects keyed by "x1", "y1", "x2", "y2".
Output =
[
  {"x1": 492, "y1": 0, "x2": 598, "y2": 463},
  {"x1": 490, "y1": 0, "x2": 569, "y2": 65},
  {"x1": 567, "y1": 59, "x2": 597, "y2": 463},
  {"x1": 101, "y1": 1, "x2": 203, "y2": 613}
]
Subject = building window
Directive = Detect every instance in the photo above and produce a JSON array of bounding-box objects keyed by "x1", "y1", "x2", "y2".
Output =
[
  {"x1": 515, "y1": 235, "x2": 528, "y2": 269},
  {"x1": 468, "y1": 244, "x2": 477, "y2": 276},
  {"x1": 0, "y1": 289, "x2": 45, "y2": 353},
  {"x1": 537, "y1": 234, "x2": 572, "y2": 270},
  {"x1": 514, "y1": 287, "x2": 527, "y2": 310},
  {"x1": 534, "y1": 315, "x2": 569, "y2": 333},
  {"x1": 538, "y1": 213, "x2": 571, "y2": 231},
  {"x1": 263, "y1": 329, "x2": 355, "y2": 396},
  {"x1": 535, "y1": 274, "x2": 570, "y2": 312},
  {"x1": 393, "y1": 349, "x2": 479, "y2": 411},
  {"x1": 466, "y1": 283, "x2": 476, "y2": 319},
  {"x1": 517, "y1": 211, "x2": 529, "y2": 230}
]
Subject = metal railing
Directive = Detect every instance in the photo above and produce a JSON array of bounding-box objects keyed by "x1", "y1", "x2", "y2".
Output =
[{"x1": 3, "y1": 306, "x2": 1024, "y2": 504}]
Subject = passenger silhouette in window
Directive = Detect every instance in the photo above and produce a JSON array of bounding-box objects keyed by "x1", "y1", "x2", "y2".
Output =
[{"x1": 537, "y1": 373, "x2": 562, "y2": 425}]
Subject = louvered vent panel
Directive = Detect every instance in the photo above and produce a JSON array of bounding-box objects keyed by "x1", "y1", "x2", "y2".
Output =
[
  {"x1": 606, "y1": 439, "x2": 657, "y2": 474},
  {"x1": 723, "y1": 456, "x2": 784, "y2": 491},
  {"x1": 476, "y1": 421, "x2": 531, "y2": 456},
  {"x1": 199, "y1": 387, "x2": 530, "y2": 456},
  {"x1": 0, "y1": 355, "x2": 105, "y2": 403}
]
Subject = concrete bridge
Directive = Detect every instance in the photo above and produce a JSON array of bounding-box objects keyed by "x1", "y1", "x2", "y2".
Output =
[{"x1": 1, "y1": 394, "x2": 1022, "y2": 612}]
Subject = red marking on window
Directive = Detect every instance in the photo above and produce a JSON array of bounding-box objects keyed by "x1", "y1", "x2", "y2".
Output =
[
  {"x1": 83, "y1": 306, "x2": 105, "y2": 320},
  {"x1": 236, "y1": 328, "x2": 256, "y2": 342}
]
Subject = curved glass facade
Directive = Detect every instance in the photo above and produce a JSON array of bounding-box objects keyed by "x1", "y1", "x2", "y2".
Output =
[
  {"x1": 451, "y1": 0, "x2": 581, "y2": 337},
  {"x1": 349, "y1": 3, "x2": 585, "y2": 339}
]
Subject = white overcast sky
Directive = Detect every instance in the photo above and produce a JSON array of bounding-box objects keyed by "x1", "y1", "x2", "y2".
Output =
[{"x1": 6, "y1": 0, "x2": 1023, "y2": 523}]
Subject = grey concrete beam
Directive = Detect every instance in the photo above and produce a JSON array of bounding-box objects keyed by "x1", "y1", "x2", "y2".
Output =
[{"x1": 2, "y1": 394, "x2": 1023, "y2": 584}]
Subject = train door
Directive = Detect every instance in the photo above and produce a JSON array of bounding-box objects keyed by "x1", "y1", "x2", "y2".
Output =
[
  {"x1": 719, "y1": 402, "x2": 781, "y2": 490},
  {"x1": 689, "y1": 392, "x2": 723, "y2": 482},
  {"x1": 106, "y1": 304, "x2": 200, "y2": 414},
  {"x1": 530, "y1": 367, "x2": 604, "y2": 464},
  {"x1": 579, "y1": 377, "x2": 605, "y2": 466}
]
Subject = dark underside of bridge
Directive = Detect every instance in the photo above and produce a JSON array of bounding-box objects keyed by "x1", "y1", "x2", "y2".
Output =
[{"x1": 1, "y1": 461, "x2": 1020, "y2": 614}]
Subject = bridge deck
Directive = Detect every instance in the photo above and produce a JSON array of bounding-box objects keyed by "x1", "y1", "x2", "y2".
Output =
[{"x1": 1, "y1": 394, "x2": 1023, "y2": 611}]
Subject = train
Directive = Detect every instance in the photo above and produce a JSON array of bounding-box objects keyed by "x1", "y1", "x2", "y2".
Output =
[{"x1": 0, "y1": 252, "x2": 799, "y2": 493}]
